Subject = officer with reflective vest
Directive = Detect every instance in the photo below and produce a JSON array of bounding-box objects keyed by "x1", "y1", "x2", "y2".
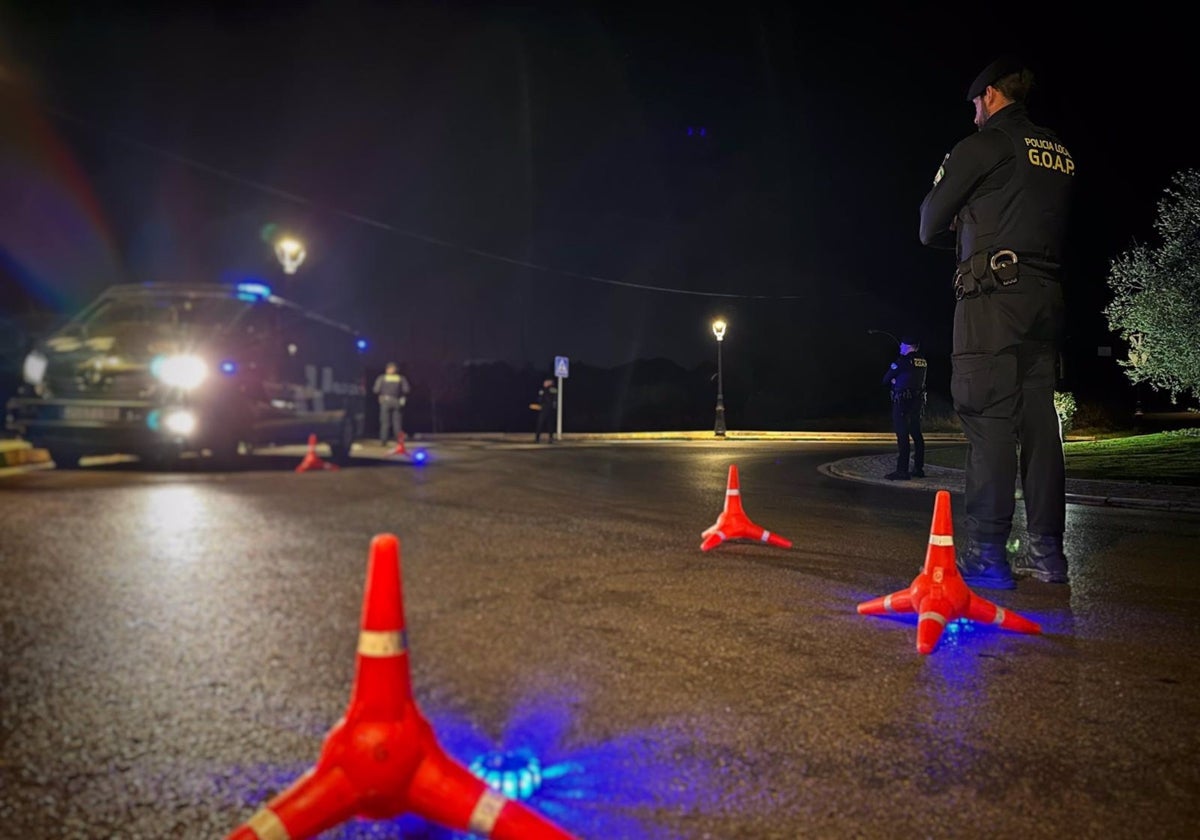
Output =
[
  {"x1": 373, "y1": 361, "x2": 411, "y2": 445},
  {"x1": 919, "y1": 57, "x2": 1076, "y2": 588},
  {"x1": 881, "y1": 335, "x2": 927, "y2": 481}
]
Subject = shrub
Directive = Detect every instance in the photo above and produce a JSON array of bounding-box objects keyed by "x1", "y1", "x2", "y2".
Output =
[
  {"x1": 1054, "y1": 391, "x2": 1077, "y2": 434},
  {"x1": 922, "y1": 392, "x2": 961, "y2": 432},
  {"x1": 1070, "y1": 400, "x2": 1135, "y2": 436}
]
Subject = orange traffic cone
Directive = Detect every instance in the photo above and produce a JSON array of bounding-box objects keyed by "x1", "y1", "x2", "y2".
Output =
[
  {"x1": 296, "y1": 434, "x2": 339, "y2": 473},
  {"x1": 700, "y1": 464, "x2": 792, "y2": 552},
  {"x1": 226, "y1": 534, "x2": 577, "y2": 840},
  {"x1": 857, "y1": 489, "x2": 1041, "y2": 654},
  {"x1": 389, "y1": 431, "x2": 408, "y2": 456}
]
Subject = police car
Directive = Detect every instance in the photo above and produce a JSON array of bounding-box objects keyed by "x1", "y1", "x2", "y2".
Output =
[{"x1": 5, "y1": 281, "x2": 368, "y2": 467}]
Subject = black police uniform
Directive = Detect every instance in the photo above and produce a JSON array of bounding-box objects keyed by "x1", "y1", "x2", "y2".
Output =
[
  {"x1": 373, "y1": 368, "x2": 411, "y2": 444},
  {"x1": 882, "y1": 345, "x2": 927, "y2": 479},
  {"x1": 919, "y1": 59, "x2": 1075, "y2": 586},
  {"x1": 534, "y1": 381, "x2": 558, "y2": 443}
]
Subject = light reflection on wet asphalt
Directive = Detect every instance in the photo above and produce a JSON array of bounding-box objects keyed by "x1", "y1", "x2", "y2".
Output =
[{"x1": 1, "y1": 440, "x2": 1197, "y2": 839}]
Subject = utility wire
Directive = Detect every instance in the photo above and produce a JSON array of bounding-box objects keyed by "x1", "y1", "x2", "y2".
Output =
[{"x1": 33, "y1": 96, "x2": 809, "y2": 300}]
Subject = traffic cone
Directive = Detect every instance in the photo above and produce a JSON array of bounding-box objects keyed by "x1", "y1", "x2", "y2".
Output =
[
  {"x1": 856, "y1": 490, "x2": 1041, "y2": 654},
  {"x1": 700, "y1": 464, "x2": 792, "y2": 552},
  {"x1": 226, "y1": 534, "x2": 577, "y2": 840},
  {"x1": 295, "y1": 434, "x2": 339, "y2": 473},
  {"x1": 390, "y1": 430, "x2": 408, "y2": 456}
]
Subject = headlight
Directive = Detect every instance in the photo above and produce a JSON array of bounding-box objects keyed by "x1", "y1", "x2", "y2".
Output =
[
  {"x1": 22, "y1": 351, "x2": 47, "y2": 385},
  {"x1": 163, "y1": 409, "x2": 197, "y2": 436},
  {"x1": 152, "y1": 354, "x2": 208, "y2": 389}
]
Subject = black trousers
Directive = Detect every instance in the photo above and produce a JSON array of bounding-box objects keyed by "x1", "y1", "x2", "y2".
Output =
[
  {"x1": 892, "y1": 398, "x2": 924, "y2": 474},
  {"x1": 535, "y1": 408, "x2": 555, "y2": 441},
  {"x1": 379, "y1": 403, "x2": 404, "y2": 442},
  {"x1": 951, "y1": 276, "x2": 1065, "y2": 543}
]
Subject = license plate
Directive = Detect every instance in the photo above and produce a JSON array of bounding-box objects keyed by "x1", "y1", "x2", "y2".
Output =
[{"x1": 62, "y1": 405, "x2": 121, "y2": 422}]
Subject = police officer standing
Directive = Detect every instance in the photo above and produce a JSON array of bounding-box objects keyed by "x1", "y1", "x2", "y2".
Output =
[
  {"x1": 373, "y1": 361, "x2": 411, "y2": 446},
  {"x1": 534, "y1": 378, "x2": 557, "y2": 443},
  {"x1": 882, "y1": 335, "x2": 927, "y2": 481},
  {"x1": 919, "y1": 57, "x2": 1076, "y2": 588}
]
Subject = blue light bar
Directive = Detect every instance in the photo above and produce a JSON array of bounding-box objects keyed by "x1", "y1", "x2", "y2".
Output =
[
  {"x1": 235, "y1": 282, "x2": 272, "y2": 300},
  {"x1": 220, "y1": 360, "x2": 237, "y2": 374},
  {"x1": 355, "y1": 338, "x2": 368, "y2": 352}
]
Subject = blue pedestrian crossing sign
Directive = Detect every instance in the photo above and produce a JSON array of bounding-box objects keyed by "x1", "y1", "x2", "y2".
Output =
[{"x1": 554, "y1": 356, "x2": 570, "y2": 378}]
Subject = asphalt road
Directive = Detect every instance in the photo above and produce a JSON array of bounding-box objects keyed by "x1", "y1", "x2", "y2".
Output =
[{"x1": 1, "y1": 439, "x2": 1198, "y2": 839}]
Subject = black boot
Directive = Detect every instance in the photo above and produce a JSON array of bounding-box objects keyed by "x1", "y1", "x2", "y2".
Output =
[
  {"x1": 957, "y1": 538, "x2": 1015, "y2": 590},
  {"x1": 1013, "y1": 534, "x2": 1069, "y2": 584}
]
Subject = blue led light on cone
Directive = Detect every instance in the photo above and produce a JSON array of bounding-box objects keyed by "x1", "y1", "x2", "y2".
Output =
[{"x1": 469, "y1": 749, "x2": 543, "y2": 801}]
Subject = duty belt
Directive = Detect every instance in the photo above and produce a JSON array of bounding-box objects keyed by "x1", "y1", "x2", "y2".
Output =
[
  {"x1": 954, "y1": 249, "x2": 1019, "y2": 300},
  {"x1": 892, "y1": 389, "x2": 924, "y2": 403}
]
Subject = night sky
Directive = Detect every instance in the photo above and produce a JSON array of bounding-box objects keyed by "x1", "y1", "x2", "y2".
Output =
[{"x1": 1, "y1": 2, "x2": 1193, "y2": 403}]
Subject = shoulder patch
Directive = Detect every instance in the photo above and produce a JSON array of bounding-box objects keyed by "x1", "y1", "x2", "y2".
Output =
[{"x1": 932, "y1": 152, "x2": 949, "y2": 187}]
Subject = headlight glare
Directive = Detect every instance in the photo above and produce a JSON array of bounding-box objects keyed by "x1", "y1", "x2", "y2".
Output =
[
  {"x1": 22, "y1": 351, "x2": 47, "y2": 385},
  {"x1": 152, "y1": 354, "x2": 208, "y2": 389},
  {"x1": 163, "y1": 410, "x2": 196, "y2": 436}
]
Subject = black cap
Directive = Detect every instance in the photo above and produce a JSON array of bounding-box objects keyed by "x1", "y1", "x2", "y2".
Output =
[
  {"x1": 966, "y1": 56, "x2": 1027, "y2": 101},
  {"x1": 900, "y1": 335, "x2": 920, "y2": 346}
]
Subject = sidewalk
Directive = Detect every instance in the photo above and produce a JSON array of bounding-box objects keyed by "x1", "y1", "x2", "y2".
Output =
[{"x1": 819, "y1": 451, "x2": 1200, "y2": 514}]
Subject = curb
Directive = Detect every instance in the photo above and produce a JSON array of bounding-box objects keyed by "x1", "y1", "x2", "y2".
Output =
[{"x1": 1058, "y1": 493, "x2": 1200, "y2": 514}]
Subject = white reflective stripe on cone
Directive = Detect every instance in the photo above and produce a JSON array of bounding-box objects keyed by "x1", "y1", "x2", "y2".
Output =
[
  {"x1": 247, "y1": 808, "x2": 290, "y2": 840},
  {"x1": 358, "y1": 630, "x2": 406, "y2": 657},
  {"x1": 468, "y1": 789, "x2": 506, "y2": 836}
]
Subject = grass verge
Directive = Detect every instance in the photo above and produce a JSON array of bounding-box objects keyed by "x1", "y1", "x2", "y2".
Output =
[{"x1": 924, "y1": 431, "x2": 1200, "y2": 486}]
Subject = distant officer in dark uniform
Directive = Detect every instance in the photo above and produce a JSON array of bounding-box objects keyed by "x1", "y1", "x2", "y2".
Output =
[
  {"x1": 534, "y1": 378, "x2": 557, "y2": 443},
  {"x1": 919, "y1": 57, "x2": 1076, "y2": 588},
  {"x1": 882, "y1": 335, "x2": 927, "y2": 481},
  {"x1": 373, "y1": 361, "x2": 411, "y2": 445}
]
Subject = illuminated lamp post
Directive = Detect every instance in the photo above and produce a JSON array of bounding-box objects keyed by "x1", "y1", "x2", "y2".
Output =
[{"x1": 712, "y1": 318, "x2": 727, "y2": 437}]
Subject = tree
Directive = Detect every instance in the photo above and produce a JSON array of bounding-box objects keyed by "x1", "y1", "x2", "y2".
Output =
[{"x1": 1104, "y1": 168, "x2": 1200, "y2": 402}]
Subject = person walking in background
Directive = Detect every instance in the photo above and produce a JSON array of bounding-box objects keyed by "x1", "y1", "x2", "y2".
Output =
[
  {"x1": 534, "y1": 378, "x2": 557, "y2": 443},
  {"x1": 882, "y1": 335, "x2": 927, "y2": 481},
  {"x1": 919, "y1": 57, "x2": 1076, "y2": 588},
  {"x1": 373, "y1": 361, "x2": 411, "y2": 446}
]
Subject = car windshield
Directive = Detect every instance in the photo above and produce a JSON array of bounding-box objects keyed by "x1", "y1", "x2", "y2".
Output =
[{"x1": 70, "y1": 291, "x2": 255, "y2": 336}]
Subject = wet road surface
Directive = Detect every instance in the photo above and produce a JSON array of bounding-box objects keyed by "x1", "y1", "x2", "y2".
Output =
[{"x1": 1, "y1": 439, "x2": 1198, "y2": 839}]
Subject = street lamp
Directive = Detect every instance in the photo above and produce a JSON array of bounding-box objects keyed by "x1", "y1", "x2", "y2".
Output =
[
  {"x1": 712, "y1": 319, "x2": 727, "y2": 437},
  {"x1": 274, "y1": 236, "x2": 306, "y2": 276}
]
